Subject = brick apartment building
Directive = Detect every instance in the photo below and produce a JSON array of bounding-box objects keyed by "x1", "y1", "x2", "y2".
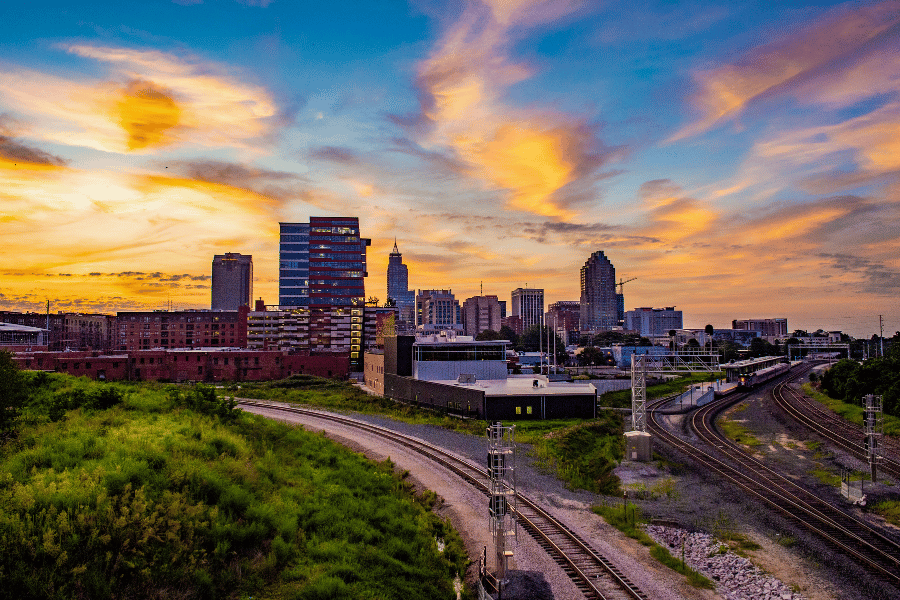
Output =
[
  {"x1": 13, "y1": 348, "x2": 349, "y2": 382},
  {"x1": 117, "y1": 308, "x2": 249, "y2": 351}
]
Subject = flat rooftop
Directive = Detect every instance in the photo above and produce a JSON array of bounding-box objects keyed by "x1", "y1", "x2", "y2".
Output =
[{"x1": 432, "y1": 376, "x2": 597, "y2": 396}]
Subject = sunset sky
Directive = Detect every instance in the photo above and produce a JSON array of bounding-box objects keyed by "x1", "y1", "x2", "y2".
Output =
[{"x1": 1, "y1": 0, "x2": 898, "y2": 338}]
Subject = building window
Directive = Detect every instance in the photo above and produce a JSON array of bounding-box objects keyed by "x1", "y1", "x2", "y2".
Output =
[
  {"x1": 515, "y1": 406, "x2": 521, "y2": 415},
  {"x1": 527, "y1": 406, "x2": 533, "y2": 415}
]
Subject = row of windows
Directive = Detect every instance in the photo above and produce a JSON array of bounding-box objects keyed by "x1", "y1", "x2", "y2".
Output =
[
  {"x1": 309, "y1": 235, "x2": 359, "y2": 242},
  {"x1": 310, "y1": 252, "x2": 364, "y2": 260},
  {"x1": 280, "y1": 279, "x2": 310, "y2": 287},
  {"x1": 280, "y1": 261, "x2": 309, "y2": 269},
  {"x1": 310, "y1": 288, "x2": 364, "y2": 295},
  {"x1": 280, "y1": 225, "x2": 310, "y2": 234},
  {"x1": 310, "y1": 226, "x2": 357, "y2": 234},
  {"x1": 280, "y1": 234, "x2": 309, "y2": 243}
]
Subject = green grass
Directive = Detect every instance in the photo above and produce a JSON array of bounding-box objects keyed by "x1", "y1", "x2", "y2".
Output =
[
  {"x1": 717, "y1": 407, "x2": 762, "y2": 448},
  {"x1": 592, "y1": 504, "x2": 714, "y2": 589},
  {"x1": 810, "y1": 467, "x2": 841, "y2": 487},
  {"x1": 599, "y1": 372, "x2": 723, "y2": 408},
  {"x1": 802, "y1": 383, "x2": 900, "y2": 437},
  {"x1": 872, "y1": 500, "x2": 900, "y2": 527},
  {"x1": 0, "y1": 374, "x2": 469, "y2": 600},
  {"x1": 514, "y1": 412, "x2": 624, "y2": 495}
]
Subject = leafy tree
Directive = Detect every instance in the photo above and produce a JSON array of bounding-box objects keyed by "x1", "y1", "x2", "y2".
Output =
[
  {"x1": 717, "y1": 340, "x2": 741, "y2": 362},
  {"x1": 475, "y1": 329, "x2": 502, "y2": 341},
  {"x1": 519, "y1": 325, "x2": 567, "y2": 364},
  {"x1": 591, "y1": 330, "x2": 626, "y2": 347},
  {"x1": 498, "y1": 325, "x2": 519, "y2": 346},
  {"x1": 748, "y1": 337, "x2": 776, "y2": 357},
  {"x1": 384, "y1": 296, "x2": 396, "y2": 307},
  {"x1": 668, "y1": 329, "x2": 677, "y2": 351},
  {"x1": 578, "y1": 346, "x2": 609, "y2": 367},
  {"x1": 686, "y1": 338, "x2": 700, "y2": 349},
  {"x1": 0, "y1": 351, "x2": 26, "y2": 440}
]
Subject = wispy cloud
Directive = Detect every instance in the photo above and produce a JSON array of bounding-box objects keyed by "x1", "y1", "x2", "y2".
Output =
[
  {"x1": 671, "y1": 1, "x2": 900, "y2": 140},
  {"x1": 0, "y1": 45, "x2": 277, "y2": 154},
  {"x1": 399, "y1": 0, "x2": 618, "y2": 221}
]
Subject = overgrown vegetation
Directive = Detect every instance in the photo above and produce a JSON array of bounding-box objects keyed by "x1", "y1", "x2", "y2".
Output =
[
  {"x1": 818, "y1": 339, "x2": 900, "y2": 418},
  {"x1": 515, "y1": 412, "x2": 624, "y2": 495},
  {"x1": 0, "y1": 370, "x2": 468, "y2": 599},
  {"x1": 592, "y1": 504, "x2": 714, "y2": 589},
  {"x1": 695, "y1": 511, "x2": 761, "y2": 557},
  {"x1": 598, "y1": 372, "x2": 722, "y2": 409},
  {"x1": 872, "y1": 500, "x2": 900, "y2": 527}
]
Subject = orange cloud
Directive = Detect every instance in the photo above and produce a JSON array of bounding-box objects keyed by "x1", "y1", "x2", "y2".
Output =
[
  {"x1": 0, "y1": 45, "x2": 276, "y2": 154},
  {"x1": 409, "y1": 0, "x2": 608, "y2": 221},
  {"x1": 671, "y1": 1, "x2": 900, "y2": 140},
  {"x1": 116, "y1": 79, "x2": 182, "y2": 150}
]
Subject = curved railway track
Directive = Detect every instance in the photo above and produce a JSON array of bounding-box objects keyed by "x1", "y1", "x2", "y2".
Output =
[
  {"x1": 772, "y1": 374, "x2": 900, "y2": 480},
  {"x1": 648, "y1": 370, "x2": 900, "y2": 586},
  {"x1": 237, "y1": 399, "x2": 648, "y2": 600}
]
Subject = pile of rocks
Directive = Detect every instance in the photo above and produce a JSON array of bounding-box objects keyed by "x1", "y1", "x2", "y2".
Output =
[{"x1": 644, "y1": 524, "x2": 806, "y2": 600}]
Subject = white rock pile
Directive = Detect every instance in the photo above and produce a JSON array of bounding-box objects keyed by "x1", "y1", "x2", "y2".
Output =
[{"x1": 644, "y1": 524, "x2": 806, "y2": 600}]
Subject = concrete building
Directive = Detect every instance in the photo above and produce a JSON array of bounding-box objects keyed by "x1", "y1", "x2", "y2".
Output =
[
  {"x1": 386, "y1": 240, "x2": 415, "y2": 324},
  {"x1": 580, "y1": 251, "x2": 617, "y2": 331},
  {"x1": 370, "y1": 332, "x2": 599, "y2": 420},
  {"x1": 278, "y1": 217, "x2": 371, "y2": 370},
  {"x1": 416, "y1": 289, "x2": 461, "y2": 329},
  {"x1": 211, "y1": 253, "x2": 252, "y2": 310},
  {"x1": 511, "y1": 288, "x2": 544, "y2": 331},
  {"x1": 461, "y1": 295, "x2": 503, "y2": 337},
  {"x1": 732, "y1": 318, "x2": 788, "y2": 342},
  {"x1": 546, "y1": 301, "x2": 580, "y2": 345},
  {"x1": 625, "y1": 307, "x2": 683, "y2": 337},
  {"x1": 117, "y1": 308, "x2": 248, "y2": 351}
]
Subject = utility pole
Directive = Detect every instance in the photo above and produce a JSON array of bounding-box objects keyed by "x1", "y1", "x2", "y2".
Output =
[{"x1": 879, "y1": 315, "x2": 884, "y2": 358}]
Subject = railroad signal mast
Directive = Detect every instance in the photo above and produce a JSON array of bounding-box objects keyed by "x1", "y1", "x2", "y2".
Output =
[
  {"x1": 865, "y1": 394, "x2": 883, "y2": 483},
  {"x1": 487, "y1": 421, "x2": 517, "y2": 587}
]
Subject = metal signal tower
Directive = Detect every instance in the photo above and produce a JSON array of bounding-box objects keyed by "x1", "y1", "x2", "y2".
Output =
[
  {"x1": 487, "y1": 421, "x2": 517, "y2": 586},
  {"x1": 865, "y1": 394, "x2": 883, "y2": 483}
]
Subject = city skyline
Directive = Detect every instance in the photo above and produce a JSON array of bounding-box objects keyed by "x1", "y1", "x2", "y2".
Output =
[{"x1": 1, "y1": 1, "x2": 899, "y2": 338}]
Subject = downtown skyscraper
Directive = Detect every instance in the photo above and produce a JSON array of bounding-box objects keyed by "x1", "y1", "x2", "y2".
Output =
[
  {"x1": 278, "y1": 217, "x2": 370, "y2": 370},
  {"x1": 211, "y1": 253, "x2": 253, "y2": 311},
  {"x1": 580, "y1": 250, "x2": 617, "y2": 331},
  {"x1": 386, "y1": 240, "x2": 415, "y2": 323}
]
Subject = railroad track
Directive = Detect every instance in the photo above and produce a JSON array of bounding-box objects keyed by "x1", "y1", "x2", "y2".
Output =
[
  {"x1": 772, "y1": 374, "x2": 900, "y2": 480},
  {"x1": 647, "y1": 370, "x2": 900, "y2": 586},
  {"x1": 237, "y1": 399, "x2": 648, "y2": 600}
]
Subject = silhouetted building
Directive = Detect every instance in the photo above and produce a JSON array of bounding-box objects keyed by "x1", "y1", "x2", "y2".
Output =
[
  {"x1": 580, "y1": 251, "x2": 617, "y2": 331},
  {"x1": 387, "y1": 240, "x2": 415, "y2": 323},
  {"x1": 546, "y1": 301, "x2": 580, "y2": 345},
  {"x1": 212, "y1": 253, "x2": 253, "y2": 310}
]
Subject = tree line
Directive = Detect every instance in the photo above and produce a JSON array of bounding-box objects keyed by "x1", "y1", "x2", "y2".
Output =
[{"x1": 819, "y1": 333, "x2": 900, "y2": 417}]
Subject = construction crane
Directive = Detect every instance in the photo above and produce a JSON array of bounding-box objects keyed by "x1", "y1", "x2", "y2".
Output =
[{"x1": 617, "y1": 277, "x2": 637, "y2": 294}]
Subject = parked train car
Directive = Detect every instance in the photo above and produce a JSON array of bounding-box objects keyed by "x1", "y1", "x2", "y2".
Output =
[{"x1": 738, "y1": 361, "x2": 791, "y2": 388}]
